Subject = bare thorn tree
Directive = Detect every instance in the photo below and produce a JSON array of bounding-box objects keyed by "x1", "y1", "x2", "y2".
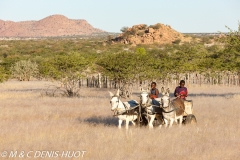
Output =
[{"x1": 10, "y1": 60, "x2": 39, "y2": 81}]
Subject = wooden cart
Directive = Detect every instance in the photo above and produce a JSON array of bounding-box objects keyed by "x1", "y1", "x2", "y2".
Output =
[{"x1": 182, "y1": 100, "x2": 197, "y2": 125}]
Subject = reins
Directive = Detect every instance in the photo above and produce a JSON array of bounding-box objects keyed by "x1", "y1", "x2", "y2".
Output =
[
  {"x1": 111, "y1": 95, "x2": 139, "y2": 118},
  {"x1": 159, "y1": 98, "x2": 180, "y2": 113}
]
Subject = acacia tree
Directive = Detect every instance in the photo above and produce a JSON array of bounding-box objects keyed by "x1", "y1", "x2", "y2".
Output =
[
  {"x1": 39, "y1": 52, "x2": 93, "y2": 97},
  {"x1": 219, "y1": 24, "x2": 240, "y2": 71},
  {"x1": 220, "y1": 24, "x2": 240, "y2": 85},
  {"x1": 39, "y1": 52, "x2": 91, "y2": 79},
  {"x1": 96, "y1": 47, "x2": 161, "y2": 84},
  {"x1": 97, "y1": 51, "x2": 137, "y2": 81}
]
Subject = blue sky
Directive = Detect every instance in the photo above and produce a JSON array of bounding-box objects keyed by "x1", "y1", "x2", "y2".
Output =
[{"x1": 0, "y1": 0, "x2": 239, "y2": 33}]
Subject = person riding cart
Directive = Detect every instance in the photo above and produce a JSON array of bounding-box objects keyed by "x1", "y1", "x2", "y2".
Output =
[
  {"x1": 149, "y1": 82, "x2": 160, "y2": 106},
  {"x1": 174, "y1": 80, "x2": 188, "y2": 100},
  {"x1": 174, "y1": 80, "x2": 197, "y2": 124}
]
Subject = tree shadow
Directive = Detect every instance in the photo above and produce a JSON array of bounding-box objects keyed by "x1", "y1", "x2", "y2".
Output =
[{"x1": 78, "y1": 116, "x2": 119, "y2": 126}]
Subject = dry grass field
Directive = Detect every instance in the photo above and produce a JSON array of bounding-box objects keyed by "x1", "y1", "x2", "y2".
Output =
[{"x1": 0, "y1": 80, "x2": 240, "y2": 160}]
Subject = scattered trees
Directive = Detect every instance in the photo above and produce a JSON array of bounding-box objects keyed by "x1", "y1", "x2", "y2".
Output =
[{"x1": 0, "y1": 24, "x2": 239, "y2": 86}]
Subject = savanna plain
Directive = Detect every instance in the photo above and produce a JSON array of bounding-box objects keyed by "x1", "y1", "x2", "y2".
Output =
[{"x1": 0, "y1": 80, "x2": 240, "y2": 160}]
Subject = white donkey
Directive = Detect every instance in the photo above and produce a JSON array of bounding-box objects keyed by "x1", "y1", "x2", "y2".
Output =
[
  {"x1": 140, "y1": 89, "x2": 163, "y2": 129},
  {"x1": 109, "y1": 89, "x2": 139, "y2": 129},
  {"x1": 160, "y1": 87, "x2": 185, "y2": 128}
]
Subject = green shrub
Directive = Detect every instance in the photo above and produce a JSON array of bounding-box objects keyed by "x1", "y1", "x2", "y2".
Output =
[
  {"x1": 120, "y1": 26, "x2": 129, "y2": 33},
  {"x1": 137, "y1": 31, "x2": 145, "y2": 36},
  {"x1": 149, "y1": 24, "x2": 161, "y2": 30},
  {"x1": 0, "y1": 66, "x2": 8, "y2": 82},
  {"x1": 201, "y1": 36, "x2": 211, "y2": 44},
  {"x1": 172, "y1": 39, "x2": 181, "y2": 44}
]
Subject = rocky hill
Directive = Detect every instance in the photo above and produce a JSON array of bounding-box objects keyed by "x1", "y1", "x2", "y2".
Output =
[
  {"x1": 0, "y1": 15, "x2": 105, "y2": 38},
  {"x1": 113, "y1": 23, "x2": 187, "y2": 45}
]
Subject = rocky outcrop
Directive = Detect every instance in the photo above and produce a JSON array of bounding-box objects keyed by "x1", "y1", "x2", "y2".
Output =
[
  {"x1": 0, "y1": 14, "x2": 105, "y2": 37},
  {"x1": 113, "y1": 23, "x2": 185, "y2": 45}
]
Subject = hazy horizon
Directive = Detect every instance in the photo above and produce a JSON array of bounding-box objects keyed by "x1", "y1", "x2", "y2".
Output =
[{"x1": 0, "y1": 0, "x2": 239, "y2": 33}]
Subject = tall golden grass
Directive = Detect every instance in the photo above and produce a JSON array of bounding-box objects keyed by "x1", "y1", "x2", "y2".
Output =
[{"x1": 0, "y1": 80, "x2": 239, "y2": 160}]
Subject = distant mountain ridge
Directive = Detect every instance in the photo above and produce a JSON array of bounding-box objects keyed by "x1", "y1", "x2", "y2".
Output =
[{"x1": 0, "y1": 14, "x2": 105, "y2": 37}]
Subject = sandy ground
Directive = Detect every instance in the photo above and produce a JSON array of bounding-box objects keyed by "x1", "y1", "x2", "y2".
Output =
[{"x1": 0, "y1": 80, "x2": 239, "y2": 160}]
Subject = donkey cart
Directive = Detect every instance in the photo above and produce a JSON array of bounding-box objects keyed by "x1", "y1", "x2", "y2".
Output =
[
  {"x1": 181, "y1": 100, "x2": 197, "y2": 125},
  {"x1": 135, "y1": 99, "x2": 197, "y2": 127},
  {"x1": 109, "y1": 89, "x2": 196, "y2": 128}
]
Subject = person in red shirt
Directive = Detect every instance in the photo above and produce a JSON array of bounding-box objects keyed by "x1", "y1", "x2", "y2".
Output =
[{"x1": 174, "y1": 80, "x2": 188, "y2": 100}]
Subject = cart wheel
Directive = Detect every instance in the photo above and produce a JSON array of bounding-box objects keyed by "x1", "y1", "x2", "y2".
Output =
[
  {"x1": 183, "y1": 114, "x2": 197, "y2": 125},
  {"x1": 134, "y1": 116, "x2": 148, "y2": 127},
  {"x1": 141, "y1": 117, "x2": 149, "y2": 126}
]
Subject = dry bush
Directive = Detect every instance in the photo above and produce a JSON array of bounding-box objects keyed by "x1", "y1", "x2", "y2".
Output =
[
  {"x1": 10, "y1": 60, "x2": 39, "y2": 81},
  {"x1": 0, "y1": 81, "x2": 240, "y2": 160},
  {"x1": 41, "y1": 76, "x2": 81, "y2": 97}
]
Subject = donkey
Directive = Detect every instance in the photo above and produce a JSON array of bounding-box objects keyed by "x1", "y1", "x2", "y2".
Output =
[
  {"x1": 140, "y1": 89, "x2": 163, "y2": 129},
  {"x1": 160, "y1": 87, "x2": 185, "y2": 128},
  {"x1": 109, "y1": 89, "x2": 139, "y2": 129}
]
